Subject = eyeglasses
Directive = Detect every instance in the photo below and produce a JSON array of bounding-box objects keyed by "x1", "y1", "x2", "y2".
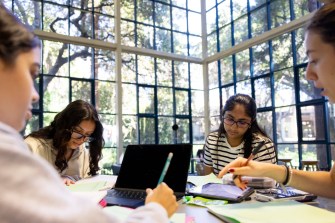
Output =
[
  {"x1": 70, "y1": 129, "x2": 95, "y2": 143},
  {"x1": 223, "y1": 117, "x2": 251, "y2": 128}
]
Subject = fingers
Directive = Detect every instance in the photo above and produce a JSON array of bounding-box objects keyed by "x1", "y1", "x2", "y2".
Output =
[
  {"x1": 63, "y1": 178, "x2": 75, "y2": 186},
  {"x1": 218, "y1": 157, "x2": 246, "y2": 178}
]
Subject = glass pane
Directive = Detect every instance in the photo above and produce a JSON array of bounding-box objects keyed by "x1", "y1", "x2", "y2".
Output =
[
  {"x1": 234, "y1": 16, "x2": 249, "y2": 45},
  {"x1": 158, "y1": 117, "x2": 174, "y2": 144},
  {"x1": 232, "y1": 0, "x2": 248, "y2": 19},
  {"x1": 176, "y1": 118, "x2": 190, "y2": 143},
  {"x1": 69, "y1": 9, "x2": 92, "y2": 37},
  {"x1": 257, "y1": 111, "x2": 274, "y2": 140},
  {"x1": 42, "y1": 41, "x2": 69, "y2": 76},
  {"x1": 235, "y1": 49, "x2": 250, "y2": 81},
  {"x1": 301, "y1": 105, "x2": 325, "y2": 141},
  {"x1": 137, "y1": 0, "x2": 153, "y2": 25},
  {"x1": 137, "y1": 24, "x2": 154, "y2": 49},
  {"x1": 193, "y1": 117, "x2": 205, "y2": 144},
  {"x1": 13, "y1": 1, "x2": 42, "y2": 29},
  {"x1": 219, "y1": 25, "x2": 232, "y2": 52},
  {"x1": 139, "y1": 86, "x2": 155, "y2": 114},
  {"x1": 276, "y1": 106, "x2": 298, "y2": 143},
  {"x1": 190, "y1": 64, "x2": 203, "y2": 90},
  {"x1": 95, "y1": 49, "x2": 115, "y2": 81},
  {"x1": 157, "y1": 59, "x2": 172, "y2": 87},
  {"x1": 250, "y1": 0, "x2": 267, "y2": 10},
  {"x1": 255, "y1": 77, "x2": 272, "y2": 108},
  {"x1": 251, "y1": 6, "x2": 268, "y2": 37},
  {"x1": 210, "y1": 115, "x2": 221, "y2": 131},
  {"x1": 172, "y1": 7, "x2": 187, "y2": 32},
  {"x1": 188, "y1": 0, "x2": 201, "y2": 12},
  {"x1": 155, "y1": 28, "x2": 172, "y2": 53},
  {"x1": 301, "y1": 144, "x2": 328, "y2": 170},
  {"x1": 236, "y1": 79, "x2": 251, "y2": 96},
  {"x1": 172, "y1": 0, "x2": 186, "y2": 8},
  {"x1": 277, "y1": 144, "x2": 299, "y2": 168},
  {"x1": 220, "y1": 56, "x2": 234, "y2": 85},
  {"x1": 188, "y1": 11, "x2": 201, "y2": 35},
  {"x1": 71, "y1": 80, "x2": 92, "y2": 103},
  {"x1": 94, "y1": 0, "x2": 114, "y2": 14},
  {"x1": 295, "y1": 28, "x2": 308, "y2": 65},
  {"x1": 221, "y1": 86, "x2": 235, "y2": 105},
  {"x1": 272, "y1": 33, "x2": 293, "y2": 70},
  {"x1": 69, "y1": 45, "x2": 92, "y2": 79},
  {"x1": 329, "y1": 103, "x2": 335, "y2": 143},
  {"x1": 173, "y1": 32, "x2": 188, "y2": 56},
  {"x1": 43, "y1": 112, "x2": 57, "y2": 127},
  {"x1": 208, "y1": 61, "x2": 219, "y2": 89},
  {"x1": 174, "y1": 61, "x2": 189, "y2": 88},
  {"x1": 95, "y1": 81, "x2": 116, "y2": 113},
  {"x1": 299, "y1": 67, "x2": 322, "y2": 102},
  {"x1": 138, "y1": 55, "x2": 155, "y2": 85},
  {"x1": 121, "y1": 20, "x2": 135, "y2": 47},
  {"x1": 100, "y1": 114, "x2": 117, "y2": 147},
  {"x1": 206, "y1": 8, "x2": 216, "y2": 35},
  {"x1": 218, "y1": 0, "x2": 231, "y2": 27},
  {"x1": 94, "y1": 14, "x2": 114, "y2": 42},
  {"x1": 100, "y1": 148, "x2": 117, "y2": 174},
  {"x1": 43, "y1": 77, "x2": 69, "y2": 112},
  {"x1": 189, "y1": 36, "x2": 202, "y2": 58},
  {"x1": 155, "y1": 2, "x2": 171, "y2": 29},
  {"x1": 122, "y1": 84, "x2": 137, "y2": 114},
  {"x1": 192, "y1": 90, "x2": 204, "y2": 117},
  {"x1": 175, "y1": 90, "x2": 189, "y2": 115},
  {"x1": 252, "y1": 42, "x2": 270, "y2": 76},
  {"x1": 270, "y1": 0, "x2": 291, "y2": 29},
  {"x1": 293, "y1": 0, "x2": 311, "y2": 19},
  {"x1": 331, "y1": 144, "x2": 335, "y2": 165},
  {"x1": 139, "y1": 117, "x2": 155, "y2": 144},
  {"x1": 121, "y1": 53, "x2": 136, "y2": 83},
  {"x1": 158, "y1": 88, "x2": 173, "y2": 115},
  {"x1": 24, "y1": 114, "x2": 40, "y2": 136},
  {"x1": 122, "y1": 115, "x2": 138, "y2": 146},
  {"x1": 209, "y1": 88, "x2": 220, "y2": 116},
  {"x1": 121, "y1": 0, "x2": 135, "y2": 20},
  {"x1": 274, "y1": 68, "x2": 295, "y2": 107},
  {"x1": 207, "y1": 32, "x2": 217, "y2": 56},
  {"x1": 43, "y1": 3, "x2": 68, "y2": 35}
]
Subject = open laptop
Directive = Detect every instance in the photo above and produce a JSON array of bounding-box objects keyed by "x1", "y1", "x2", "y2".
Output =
[{"x1": 105, "y1": 144, "x2": 192, "y2": 208}]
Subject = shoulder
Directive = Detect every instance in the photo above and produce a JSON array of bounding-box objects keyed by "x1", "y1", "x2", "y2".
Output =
[
  {"x1": 25, "y1": 137, "x2": 53, "y2": 153},
  {"x1": 252, "y1": 133, "x2": 273, "y2": 144}
]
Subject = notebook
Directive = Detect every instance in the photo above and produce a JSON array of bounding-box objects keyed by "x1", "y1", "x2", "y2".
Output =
[
  {"x1": 105, "y1": 144, "x2": 192, "y2": 208},
  {"x1": 187, "y1": 183, "x2": 254, "y2": 203}
]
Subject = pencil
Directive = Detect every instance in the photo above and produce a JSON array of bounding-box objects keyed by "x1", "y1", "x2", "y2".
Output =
[{"x1": 157, "y1": 152, "x2": 173, "y2": 186}]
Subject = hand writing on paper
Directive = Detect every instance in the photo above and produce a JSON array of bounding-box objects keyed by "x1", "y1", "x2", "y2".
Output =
[{"x1": 145, "y1": 182, "x2": 178, "y2": 217}]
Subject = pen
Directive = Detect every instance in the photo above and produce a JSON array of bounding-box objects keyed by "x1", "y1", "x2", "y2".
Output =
[
  {"x1": 233, "y1": 140, "x2": 265, "y2": 180},
  {"x1": 157, "y1": 152, "x2": 173, "y2": 186}
]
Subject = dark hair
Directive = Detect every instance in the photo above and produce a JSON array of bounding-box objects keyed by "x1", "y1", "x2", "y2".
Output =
[
  {"x1": 26, "y1": 100, "x2": 104, "y2": 176},
  {"x1": 217, "y1": 93, "x2": 269, "y2": 158},
  {"x1": 306, "y1": 2, "x2": 335, "y2": 48},
  {"x1": 0, "y1": 4, "x2": 41, "y2": 66}
]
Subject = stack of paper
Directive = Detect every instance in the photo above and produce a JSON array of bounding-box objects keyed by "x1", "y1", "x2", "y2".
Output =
[{"x1": 207, "y1": 200, "x2": 335, "y2": 223}]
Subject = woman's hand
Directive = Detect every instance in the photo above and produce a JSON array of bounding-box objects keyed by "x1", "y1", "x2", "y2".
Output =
[
  {"x1": 62, "y1": 177, "x2": 75, "y2": 186},
  {"x1": 145, "y1": 182, "x2": 178, "y2": 217}
]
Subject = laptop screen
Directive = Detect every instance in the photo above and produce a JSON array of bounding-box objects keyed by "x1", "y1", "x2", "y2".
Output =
[{"x1": 115, "y1": 144, "x2": 192, "y2": 194}]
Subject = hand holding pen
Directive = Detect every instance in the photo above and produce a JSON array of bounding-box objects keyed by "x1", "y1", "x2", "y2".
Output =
[{"x1": 232, "y1": 141, "x2": 265, "y2": 187}]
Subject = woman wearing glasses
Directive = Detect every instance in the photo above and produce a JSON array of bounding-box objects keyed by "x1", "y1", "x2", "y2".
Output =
[
  {"x1": 202, "y1": 93, "x2": 277, "y2": 175},
  {"x1": 25, "y1": 99, "x2": 103, "y2": 185}
]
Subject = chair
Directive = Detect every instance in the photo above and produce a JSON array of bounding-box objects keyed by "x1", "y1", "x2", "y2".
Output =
[{"x1": 301, "y1": 160, "x2": 319, "y2": 171}]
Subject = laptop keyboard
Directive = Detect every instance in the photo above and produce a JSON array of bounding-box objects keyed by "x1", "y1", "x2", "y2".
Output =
[{"x1": 108, "y1": 189, "x2": 147, "y2": 200}]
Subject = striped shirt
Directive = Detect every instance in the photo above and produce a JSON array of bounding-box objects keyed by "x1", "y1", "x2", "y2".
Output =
[{"x1": 203, "y1": 132, "x2": 277, "y2": 175}]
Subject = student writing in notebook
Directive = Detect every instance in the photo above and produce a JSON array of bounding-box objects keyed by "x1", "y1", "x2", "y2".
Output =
[
  {"x1": 202, "y1": 94, "x2": 277, "y2": 175},
  {"x1": 0, "y1": 4, "x2": 177, "y2": 222},
  {"x1": 25, "y1": 100, "x2": 103, "y2": 185},
  {"x1": 219, "y1": 2, "x2": 335, "y2": 199}
]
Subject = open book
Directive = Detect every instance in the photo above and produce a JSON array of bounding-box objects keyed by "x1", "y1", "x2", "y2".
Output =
[{"x1": 207, "y1": 200, "x2": 335, "y2": 223}]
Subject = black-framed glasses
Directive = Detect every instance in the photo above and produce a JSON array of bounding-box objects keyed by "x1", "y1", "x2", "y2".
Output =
[
  {"x1": 223, "y1": 117, "x2": 251, "y2": 128},
  {"x1": 70, "y1": 129, "x2": 95, "y2": 143}
]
